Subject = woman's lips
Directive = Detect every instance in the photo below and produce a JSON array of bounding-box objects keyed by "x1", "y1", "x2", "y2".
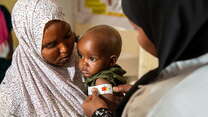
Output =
[{"x1": 59, "y1": 56, "x2": 70, "y2": 63}]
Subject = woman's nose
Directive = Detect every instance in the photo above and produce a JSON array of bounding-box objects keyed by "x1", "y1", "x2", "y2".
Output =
[{"x1": 59, "y1": 43, "x2": 68, "y2": 53}]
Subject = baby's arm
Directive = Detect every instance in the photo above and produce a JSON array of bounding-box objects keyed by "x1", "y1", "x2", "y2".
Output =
[{"x1": 95, "y1": 78, "x2": 116, "y2": 109}]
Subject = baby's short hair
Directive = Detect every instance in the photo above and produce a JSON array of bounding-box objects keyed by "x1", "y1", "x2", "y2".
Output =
[{"x1": 84, "y1": 25, "x2": 122, "y2": 57}]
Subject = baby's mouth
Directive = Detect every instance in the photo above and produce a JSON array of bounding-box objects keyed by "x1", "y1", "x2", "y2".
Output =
[{"x1": 81, "y1": 70, "x2": 91, "y2": 77}]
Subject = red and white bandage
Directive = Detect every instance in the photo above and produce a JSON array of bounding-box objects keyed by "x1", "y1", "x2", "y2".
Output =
[{"x1": 88, "y1": 84, "x2": 113, "y2": 95}]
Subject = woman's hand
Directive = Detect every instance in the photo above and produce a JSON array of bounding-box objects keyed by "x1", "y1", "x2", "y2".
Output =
[
  {"x1": 112, "y1": 84, "x2": 132, "y2": 105},
  {"x1": 113, "y1": 84, "x2": 132, "y2": 93},
  {"x1": 82, "y1": 89, "x2": 108, "y2": 117},
  {"x1": 82, "y1": 84, "x2": 132, "y2": 116}
]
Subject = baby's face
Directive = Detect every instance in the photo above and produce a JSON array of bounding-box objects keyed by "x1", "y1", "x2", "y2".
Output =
[
  {"x1": 41, "y1": 21, "x2": 76, "y2": 67},
  {"x1": 77, "y1": 34, "x2": 110, "y2": 78}
]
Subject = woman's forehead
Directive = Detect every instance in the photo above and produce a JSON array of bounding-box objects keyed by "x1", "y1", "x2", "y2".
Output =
[
  {"x1": 44, "y1": 20, "x2": 70, "y2": 30},
  {"x1": 43, "y1": 21, "x2": 72, "y2": 42}
]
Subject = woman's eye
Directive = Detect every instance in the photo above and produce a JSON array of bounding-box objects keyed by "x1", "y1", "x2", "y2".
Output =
[
  {"x1": 64, "y1": 34, "x2": 71, "y2": 40},
  {"x1": 78, "y1": 54, "x2": 83, "y2": 59},
  {"x1": 44, "y1": 42, "x2": 57, "y2": 48},
  {"x1": 78, "y1": 52, "x2": 83, "y2": 59},
  {"x1": 89, "y1": 57, "x2": 96, "y2": 62},
  {"x1": 75, "y1": 35, "x2": 79, "y2": 42},
  {"x1": 65, "y1": 32, "x2": 76, "y2": 40}
]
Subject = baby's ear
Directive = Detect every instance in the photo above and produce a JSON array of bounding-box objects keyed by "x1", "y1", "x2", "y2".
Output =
[{"x1": 109, "y1": 55, "x2": 117, "y2": 66}]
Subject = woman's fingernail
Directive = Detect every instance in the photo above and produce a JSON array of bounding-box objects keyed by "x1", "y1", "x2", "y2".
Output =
[{"x1": 113, "y1": 87, "x2": 117, "y2": 91}]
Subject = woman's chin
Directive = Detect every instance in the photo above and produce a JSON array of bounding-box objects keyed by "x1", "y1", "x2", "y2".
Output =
[{"x1": 52, "y1": 62, "x2": 70, "y2": 67}]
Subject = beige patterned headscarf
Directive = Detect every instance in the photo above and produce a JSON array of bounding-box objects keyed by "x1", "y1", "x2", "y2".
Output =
[{"x1": 0, "y1": 0, "x2": 86, "y2": 116}]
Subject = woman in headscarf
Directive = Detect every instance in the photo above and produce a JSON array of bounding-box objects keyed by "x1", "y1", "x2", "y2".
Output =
[
  {"x1": 0, "y1": 5, "x2": 13, "y2": 81},
  {"x1": 82, "y1": 0, "x2": 208, "y2": 116},
  {"x1": 0, "y1": 0, "x2": 86, "y2": 116}
]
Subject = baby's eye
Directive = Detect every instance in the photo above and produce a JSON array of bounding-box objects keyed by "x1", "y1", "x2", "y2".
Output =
[{"x1": 89, "y1": 57, "x2": 96, "y2": 62}]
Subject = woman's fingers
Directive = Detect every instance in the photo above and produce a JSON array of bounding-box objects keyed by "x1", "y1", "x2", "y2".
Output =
[
  {"x1": 85, "y1": 88, "x2": 98, "y2": 103},
  {"x1": 113, "y1": 84, "x2": 132, "y2": 93},
  {"x1": 82, "y1": 88, "x2": 109, "y2": 117}
]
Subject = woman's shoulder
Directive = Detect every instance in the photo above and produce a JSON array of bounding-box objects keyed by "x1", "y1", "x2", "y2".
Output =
[{"x1": 148, "y1": 64, "x2": 208, "y2": 117}]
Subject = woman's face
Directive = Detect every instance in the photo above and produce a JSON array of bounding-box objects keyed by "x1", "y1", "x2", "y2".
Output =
[
  {"x1": 41, "y1": 21, "x2": 76, "y2": 67},
  {"x1": 131, "y1": 23, "x2": 157, "y2": 57}
]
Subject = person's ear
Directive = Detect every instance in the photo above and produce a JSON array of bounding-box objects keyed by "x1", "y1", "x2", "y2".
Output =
[{"x1": 109, "y1": 55, "x2": 117, "y2": 66}]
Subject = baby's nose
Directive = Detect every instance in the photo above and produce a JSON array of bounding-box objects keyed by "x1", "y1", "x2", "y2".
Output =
[{"x1": 81, "y1": 59, "x2": 89, "y2": 68}]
